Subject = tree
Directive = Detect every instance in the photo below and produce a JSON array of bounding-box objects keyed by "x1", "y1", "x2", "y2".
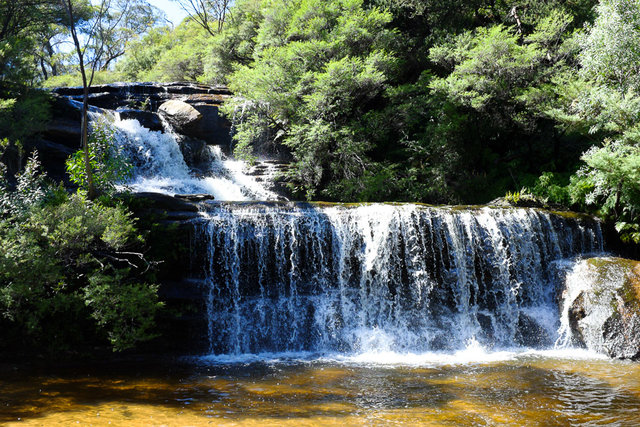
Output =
[
  {"x1": 548, "y1": 0, "x2": 640, "y2": 243},
  {"x1": 172, "y1": 0, "x2": 231, "y2": 35},
  {"x1": 92, "y1": 0, "x2": 166, "y2": 71},
  {"x1": 224, "y1": 0, "x2": 395, "y2": 199},
  {"x1": 580, "y1": 0, "x2": 640, "y2": 92},
  {"x1": 59, "y1": 0, "x2": 134, "y2": 199}
]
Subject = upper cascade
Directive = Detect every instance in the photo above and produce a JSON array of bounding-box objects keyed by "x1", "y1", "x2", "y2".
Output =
[
  {"x1": 111, "y1": 116, "x2": 281, "y2": 201},
  {"x1": 46, "y1": 82, "x2": 286, "y2": 201},
  {"x1": 193, "y1": 202, "x2": 604, "y2": 355}
]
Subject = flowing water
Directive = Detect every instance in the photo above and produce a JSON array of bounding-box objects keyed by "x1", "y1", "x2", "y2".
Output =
[
  {"x1": 4, "y1": 114, "x2": 638, "y2": 425},
  {"x1": 194, "y1": 203, "x2": 604, "y2": 356},
  {"x1": 111, "y1": 117, "x2": 280, "y2": 200}
]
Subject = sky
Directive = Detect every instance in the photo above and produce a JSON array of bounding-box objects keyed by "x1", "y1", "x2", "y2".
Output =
[{"x1": 147, "y1": 0, "x2": 189, "y2": 27}]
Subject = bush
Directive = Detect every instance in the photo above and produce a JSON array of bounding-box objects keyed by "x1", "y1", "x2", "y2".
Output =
[
  {"x1": 0, "y1": 149, "x2": 161, "y2": 355},
  {"x1": 66, "y1": 116, "x2": 133, "y2": 196}
]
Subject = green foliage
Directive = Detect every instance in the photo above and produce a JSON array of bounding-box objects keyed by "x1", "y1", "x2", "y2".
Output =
[
  {"x1": 66, "y1": 117, "x2": 133, "y2": 195},
  {"x1": 41, "y1": 70, "x2": 124, "y2": 87},
  {"x1": 0, "y1": 188, "x2": 162, "y2": 354},
  {"x1": 116, "y1": 21, "x2": 212, "y2": 83},
  {"x1": 580, "y1": 0, "x2": 640, "y2": 92},
  {"x1": 84, "y1": 272, "x2": 160, "y2": 352},
  {"x1": 200, "y1": 0, "x2": 264, "y2": 84},
  {"x1": 568, "y1": 142, "x2": 640, "y2": 243},
  {"x1": 0, "y1": 152, "x2": 48, "y2": 219},
  {"x1": 224, "y1": 0, "x2": 395, "y2": 199},
  {"x1": 0, "y1": 90, "x2": 51, "y2": 145},
  {"x1": 116, "y1": 26, "x2": 173, "y2": 81},
  {"x1": 0, "y1": 112, "x2": 159, "y2": 354},
  {"x1": 530, "y1": 172, "x2": 571, "y2": 205}
]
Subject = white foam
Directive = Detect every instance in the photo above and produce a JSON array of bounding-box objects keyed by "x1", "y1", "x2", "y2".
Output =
[
  {"x1": 191, "y1": 342, "x2": 607, "y2": 368},
  {"x1": 110, "y1": 117, "x2": 279, "y2": 201}
]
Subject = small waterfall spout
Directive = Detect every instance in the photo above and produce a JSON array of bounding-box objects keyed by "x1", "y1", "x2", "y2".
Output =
[{"x1": 195, "y1": 203, "x2": 604, "y2": 356}]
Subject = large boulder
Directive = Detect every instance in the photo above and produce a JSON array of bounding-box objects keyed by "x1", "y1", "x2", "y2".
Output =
[
  {"x1": 564, "y1": 257, "x2": 640, "y2": 360},
  {"x1": 158, "y1": 99, "x2": 202, "y2": 134}
]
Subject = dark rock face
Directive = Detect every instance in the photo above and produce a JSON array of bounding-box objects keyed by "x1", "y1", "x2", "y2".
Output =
[
  {"x1": 129, "y1": 191, "x2": 201, "y2": 213},
  {"x1": 33, "y1": 96, "x2": 96, "y2": 181},
  {"x1": 50, "y1": 82, "x2": 234, "y2": 150},
  {"x1": 568, "y1": 292, "x2": 587, "y2": 347},
  {"x1": 516, "y1": 313, "x2": 552, "y2": 347},
  {"x1": 52, "y1": 82, "x2": 232, "y2": 113},
  {"x1": 116, "y1": 108, "x2": 163, "y2": 132},
  {"x1": 27, "y1": 139, "x2": 75, "y2": 179},
  {"x1": 176, "y1": 136, "x2": 210, "y2": 167},
  {"x1": 125, "y1": 192, "x2": 210, "y2": 352},
  {"x1": 183, "y1": 94, "x2": 232, "y2": 147},
  {"x1": 565, "y1": 257, "x2": 640, "y2": 360}
]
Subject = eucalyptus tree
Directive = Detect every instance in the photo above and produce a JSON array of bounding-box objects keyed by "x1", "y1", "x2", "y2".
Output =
[
  {"x1": 59, "y1": 0, "x2": 127, "y2": 199},
  {"x1": 171, "y1": 0, "x2": 231, "y2": 35}
]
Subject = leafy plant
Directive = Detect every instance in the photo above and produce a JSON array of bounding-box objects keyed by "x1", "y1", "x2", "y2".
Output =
[{"x1": 66, "y1": 116, "x2": 133, "y2": 195}]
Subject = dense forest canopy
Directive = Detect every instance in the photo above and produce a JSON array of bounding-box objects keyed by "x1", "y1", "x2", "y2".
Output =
[{"x1": 1, "y1": 0, "x2": 640, "y2": 353}]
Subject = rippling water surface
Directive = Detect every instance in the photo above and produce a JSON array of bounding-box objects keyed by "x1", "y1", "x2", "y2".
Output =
[{"x1": 3, "y1": 350, "x2": 639, "y2": 426}]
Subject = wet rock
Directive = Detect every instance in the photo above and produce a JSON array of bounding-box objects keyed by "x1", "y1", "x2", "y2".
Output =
[
  {"x1": 116, "y1": 108, "x2": 163, "y2": 132},
  {"x1": 186, "y1": 103, "x2": 232, "y2": 147},
  {"x1": 568, "y1": 292, "x2": 587, "y2": 346},
  {"x1": 174, "y1": 194, "x2": 215, "y2": 202},
  {"x1": 28, "y1": 139, "x2": 75, "y2": 180},
  {"x1": 50, "y1": 94, "x2": 105, "y2": 121},
  {"x1": 130, "y1": 192, "x2": 200, "y2": 212},
  {"x1": 176, "y1": 136, "x2": 210, "y2": 167},
  {"x1": 515, "y1": 312, "x2": 552, "y2": 347},
  {"x1": 85, "y1": 92, "x2": 121, "y2": 109},
  {"x1": 566, "y1": 257, "x2": 640, "y2": 360},
  {"x1": 158, "y1": 100, "x2": 202, "y2": 134},
  {"x1": 42, "y1": 119, "x2": 81, "y2": 149},
  {"x1": 245, "y1": 160, "x2": 292, "y2": 200},
  {"x1": 476, "y1": 312, "x2": 495, "y2": 342}
]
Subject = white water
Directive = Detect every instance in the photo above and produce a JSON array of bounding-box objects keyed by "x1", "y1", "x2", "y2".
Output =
[
  {"x1": 195, "y1": 343, "x2": 608, "y2": 367},
  {"x1": 110, "y1": 117, "x2": 279, "y2": 200},
  {"x1": 195, "y1": 203, "x2": 605, "y2": 360}
]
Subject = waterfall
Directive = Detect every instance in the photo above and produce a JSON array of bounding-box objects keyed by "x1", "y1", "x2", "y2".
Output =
[
  {"x1": 107, "y1": 116, "x2": 280, "y2": 201},
  {"x1": 87, "y1": 110, "x2": 611, "y2": 358},
  {"x1": 194, "y1": 203, "x2": 604, "y2": 356}
]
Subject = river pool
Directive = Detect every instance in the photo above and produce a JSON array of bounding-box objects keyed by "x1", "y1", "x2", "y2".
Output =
[{"x1": 2, "y1": 349, "x2": 639, "y2": 426}]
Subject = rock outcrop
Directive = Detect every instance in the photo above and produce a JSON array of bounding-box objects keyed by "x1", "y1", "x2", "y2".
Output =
[
  {"x1": 27, "y1": 96, "x2": 104, "y2": 180},
  {"x1": 50, "y1": 82, "x2": 234, "y2": 150},
  {"x1": 564, "y1": 257, "x2": 640, "y2": 360}
]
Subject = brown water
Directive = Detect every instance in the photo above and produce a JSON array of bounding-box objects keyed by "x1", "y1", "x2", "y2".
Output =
[{"x1": 2, "y1": 352, "x2": 639, "y2": 426}]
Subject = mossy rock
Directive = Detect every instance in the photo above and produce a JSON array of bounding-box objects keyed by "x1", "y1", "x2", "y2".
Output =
[{"x1": 570, "y1": 257, "x2": 640, "y2": 360}]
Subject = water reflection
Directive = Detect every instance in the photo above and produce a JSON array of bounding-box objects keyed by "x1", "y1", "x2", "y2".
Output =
[{"x1": 2, "y1": 356, "x2": 639, "y2": 426}]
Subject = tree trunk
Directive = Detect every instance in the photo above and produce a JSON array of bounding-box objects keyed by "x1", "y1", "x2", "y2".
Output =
[
  {"x1": 63, "y1": 0, "x2": 97, "y2": 200},
  {"x1": 80, "y1": 71, "x2": 97, "y2": 200}
]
